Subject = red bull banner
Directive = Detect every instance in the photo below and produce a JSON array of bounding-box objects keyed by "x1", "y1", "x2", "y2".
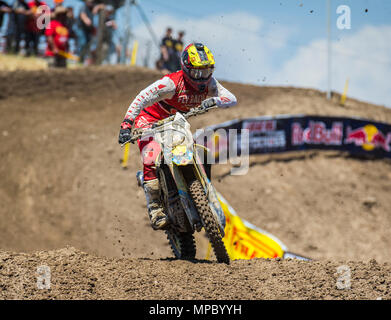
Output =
[{"x1": 195, "y1": 115, "x2": 391, "y2": 159}]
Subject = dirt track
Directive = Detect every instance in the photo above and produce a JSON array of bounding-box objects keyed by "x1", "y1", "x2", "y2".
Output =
[{"x1": 0, "y1": 66, "x2": 391, "y2": 299}]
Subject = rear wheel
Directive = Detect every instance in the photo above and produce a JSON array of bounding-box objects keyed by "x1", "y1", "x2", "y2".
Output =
[
  {"x1": 188, "y1": 180, "x2": 230, "y2": 264},
  {"x1": 165, "y1": 229, "x2": 196, "y2": 260}
]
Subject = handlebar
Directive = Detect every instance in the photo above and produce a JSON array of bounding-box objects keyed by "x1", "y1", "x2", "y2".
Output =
[{"x1": 121, "y1": 104, "x2": 217, "y2": 146}]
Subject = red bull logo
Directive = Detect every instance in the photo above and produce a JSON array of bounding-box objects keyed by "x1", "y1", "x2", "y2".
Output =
[
  {"x1": 291, "y1": 121, "x2": 343, "y2": 146},
  {"x1": 345, "y1": 124, "x2": 391, "y2": 152}
]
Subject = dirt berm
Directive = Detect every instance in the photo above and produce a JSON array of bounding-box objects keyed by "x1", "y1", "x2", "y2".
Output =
[{"x1": 0, "y1": 66, "x2": 390, "y2": 299}]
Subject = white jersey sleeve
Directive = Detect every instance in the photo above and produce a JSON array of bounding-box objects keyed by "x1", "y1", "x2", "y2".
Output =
[
  {"x1": 124, "y1": 76, "x2": 176, "y2": 121},
  {"x1": 208, "y1": 77, "x2": 237, "y2": 108}
]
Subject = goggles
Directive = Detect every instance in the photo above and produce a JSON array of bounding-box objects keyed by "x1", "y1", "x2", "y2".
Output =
[{"x1": 188, "y1": 67, "x2": 214, "y2": 80}]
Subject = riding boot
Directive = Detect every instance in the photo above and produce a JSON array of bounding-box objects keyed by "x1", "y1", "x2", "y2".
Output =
[{"x1": 143, "y1": 179, "x2": 168, "y2": 230}]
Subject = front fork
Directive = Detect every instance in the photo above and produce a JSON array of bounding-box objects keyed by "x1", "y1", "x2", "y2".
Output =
[
  {"x1": 171, "y1": 165, "x2": 203, "y2": 232},
  {"x1": 191, "y1": 151, "x2": 226, "y2": 237}
]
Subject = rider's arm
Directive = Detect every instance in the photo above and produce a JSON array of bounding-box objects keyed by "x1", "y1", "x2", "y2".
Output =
[
  {"x1": 208, "y1": 77, "x2": 237, "y2": 108},
  {"x1": 124, "y1": 76, "x2": 176, "y2": 121}
]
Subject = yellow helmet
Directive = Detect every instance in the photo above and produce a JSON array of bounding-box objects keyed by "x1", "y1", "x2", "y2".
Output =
[{"x1": 181, "y1": 43, "x2": 215, "y2": 92}]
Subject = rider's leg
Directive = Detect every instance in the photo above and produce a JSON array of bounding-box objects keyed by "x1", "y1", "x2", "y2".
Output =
[{"x1": 138, "y1": 136, "x2": 168, "y2": 230}]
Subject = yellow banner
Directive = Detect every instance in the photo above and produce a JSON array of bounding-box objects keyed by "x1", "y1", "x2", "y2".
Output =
[{"x1": 218, "y1": 193, "x2": 286, "y2": 260}]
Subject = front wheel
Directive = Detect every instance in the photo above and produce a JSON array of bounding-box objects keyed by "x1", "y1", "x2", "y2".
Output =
[{"x1": 188, "y1": 180, "x2": 230, "y2": 264}]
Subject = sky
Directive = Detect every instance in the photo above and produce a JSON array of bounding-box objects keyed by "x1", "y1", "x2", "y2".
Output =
[
  {"x1": 123, "y1": 0, "x2": 391, "y2": 108},
  {"x1": 1, "y1": 0, "x2": 391, "y2": 108}
]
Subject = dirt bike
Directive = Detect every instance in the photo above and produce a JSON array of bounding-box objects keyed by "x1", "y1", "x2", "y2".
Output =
[{"x1": 126, "y1": 104, "x2": 230, "y2": 264}]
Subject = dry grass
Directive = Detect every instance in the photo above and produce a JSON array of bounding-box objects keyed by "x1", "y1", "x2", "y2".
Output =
[
  {"x1": 0, "y1": 53, "x2": 81, "y2": 71},
  {"x1": 0, "y1": 53, "x2": 48, "y2": 71}
]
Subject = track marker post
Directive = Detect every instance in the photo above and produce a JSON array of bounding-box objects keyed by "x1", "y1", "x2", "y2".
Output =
[
  {"x1": 121, "y1": 143, "x2": 130, "y2": 169},
  {"x1": 340, "y1": 78, "x2": 349, "y2": 106},
  {"x1": 130, "y1": 40, "x2": 139, "y2": 66}
]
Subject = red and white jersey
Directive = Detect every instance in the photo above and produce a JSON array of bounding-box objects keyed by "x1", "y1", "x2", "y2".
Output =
[{"x1": 124, "y1": 70, "x2": 237, "y2": 122}]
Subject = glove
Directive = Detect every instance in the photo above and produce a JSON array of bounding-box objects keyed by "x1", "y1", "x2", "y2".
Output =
[
  {"x1": 118, "y1": 119, "x2": 134, "y2": 144},
  {"x1": 200, "y1": 97, "x2": 217, "y2": 110}
]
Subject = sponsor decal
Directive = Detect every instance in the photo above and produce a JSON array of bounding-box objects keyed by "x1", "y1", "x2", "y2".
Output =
[
  {"x1": 345, "y1": 124, "x2": 391, "y2": 152},
  {"x1": 220, "y1": 97, "x2": 231, "y2": 103},
  {"x1": 243, "y1": 120, "x2": 286, "y2": 149},
  {"x1": 292, "y1": 121, "x2": 343, "y2": 146},
  {"x1": 135, "y1": 115, "x2": 151, "y2": 128},
  {"x1": 141, "y1": 140, "x2": 161, "y2": 165},
  {"x1": 177, "y1": 94, "x2": 207, "y2": 105},
  {"x1": 243, "y1": 120, "x2": 276, "y2": 133},
  {"x1": 248, "y1": 131, "x2": 286, "y2": 149}
]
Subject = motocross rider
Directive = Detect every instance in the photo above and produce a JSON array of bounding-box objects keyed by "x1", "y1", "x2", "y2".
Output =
[{"x1": 118, "y1": 42, "x2": 237, "y2": 230}]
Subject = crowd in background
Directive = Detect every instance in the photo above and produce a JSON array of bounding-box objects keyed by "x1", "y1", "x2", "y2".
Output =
[
  {"x1": 156, "y1": 27, "x2": 185, "y2": 74},
  {"x1": 0, "y1": 0, "x2": 118, "y2": 67},
  {"x1": 0, "y1": 0, "x2": 185, "y2": 70}
]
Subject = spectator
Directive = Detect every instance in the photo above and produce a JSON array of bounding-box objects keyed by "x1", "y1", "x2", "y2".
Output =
[
  {"x1": 157, "y1": 27, "x2": 177, "y2": 73},
  {"x1": 63, "y1": 6, "x2": 78, "y2": 57},
  {"x1": 101, "y1": 4, "x2": 117, "y2": 64},
  {"x1": 45, "y1": 5, "x2": 69, "y2": 68},
  {"x1": 173, "y1": 30, "x2": 185, "y2": 71},
  {"x1": 76, "y1": 0, "x2": 101, "y2": 64},
  {"x1": 51, "y1": 0, "x2": 63, "y2": 11},
  {"x1": 65, "y1": 6, "x2": 76, "y2": 41},
  {"x1": 25, "y1": 0, "x2": 47, "y2": 56},
  {"x1": 5, "y1": 0, "x2": 29, "y2": 54},
  {"x1": 0, "y1": 1, "x2": 11, "y2": 31}
]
